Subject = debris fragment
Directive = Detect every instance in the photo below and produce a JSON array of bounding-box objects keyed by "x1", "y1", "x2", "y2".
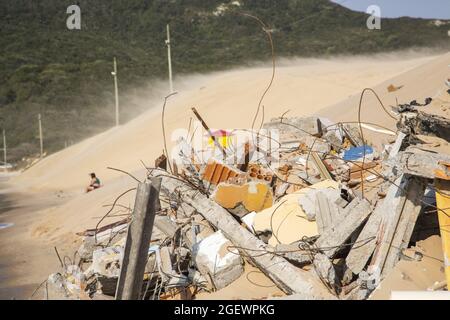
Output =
[{"x1": 193, "y1": 231, "x2": 244, "y2": 290}]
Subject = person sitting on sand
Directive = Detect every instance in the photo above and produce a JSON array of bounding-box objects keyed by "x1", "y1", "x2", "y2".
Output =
[{"x1": 86, "y1": 173, "x2": 101, "y2": 193}]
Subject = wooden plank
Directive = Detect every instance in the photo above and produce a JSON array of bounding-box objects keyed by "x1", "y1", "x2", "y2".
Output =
[
  {"x1": 311, "y1": 152, "x2": 334, "y2": 181},
  {"x1": 115, "y1": 178, "x2": 161, "y2": 300},
  {"x1": 152, "y1": 170, "x2": 335, "y2": 299}
]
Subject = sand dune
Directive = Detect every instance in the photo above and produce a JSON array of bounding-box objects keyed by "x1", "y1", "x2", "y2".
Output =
[
  {"x1": 317, "y1": 52, "x2": 450, "y2": 145},
  {"x1": 16, "y1": 51, "x2": 450, "y2": 240},
  {"x1": 15, "y1": 53, "x2": 439, "y2": 192}
]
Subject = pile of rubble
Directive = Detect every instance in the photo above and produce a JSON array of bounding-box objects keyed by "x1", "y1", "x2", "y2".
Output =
[{"x1": 42, "y1": 96, "x2": 450, "y2": 300}]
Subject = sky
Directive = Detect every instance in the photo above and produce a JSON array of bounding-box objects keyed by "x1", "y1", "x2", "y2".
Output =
[{"x1": 331, "y1": 0, "x2": 450, "y2": 19}]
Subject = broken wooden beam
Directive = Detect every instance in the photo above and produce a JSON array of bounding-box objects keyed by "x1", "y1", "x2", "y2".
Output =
[{"x1": 151, "y1": 170, "x2": 335, "y2": 299}]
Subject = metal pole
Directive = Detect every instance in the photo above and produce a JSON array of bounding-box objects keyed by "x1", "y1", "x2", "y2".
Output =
[
  {"x1": 115, "y1": 177, "x2": 162, "y2": 300},
  {"x1": 2, "y1": 129, "x2": 6, "y2": 172},
  {"x1": 191, "y1": 107, "x2": 227, "y2": 158},
  {"x1": 113, "y1": 57, "x2": 120, "y2": 126},
  {"x1": 38, "y1": 113, "x2": 43, "y2": 159},
  {"x1": 166, "y1": 24, "x2": 174, "y2": 94}
]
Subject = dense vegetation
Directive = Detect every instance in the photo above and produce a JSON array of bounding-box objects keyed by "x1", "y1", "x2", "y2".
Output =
[{"x1": 0, "y1": 0, "x2": 448, "y2": 163}]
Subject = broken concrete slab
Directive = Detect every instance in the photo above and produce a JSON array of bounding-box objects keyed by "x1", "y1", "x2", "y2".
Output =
[
  {"x1": 78, "y1": 236, "x2": 99, "y2": 261},
  {"x1": 298, "y1": 188, "x2": 342, "y2": 224},
  {"x1": 345, "y1": 203, "x2": 384, "y2": 275},
  {"x1": 315, "y1": 191, "x2": 334, "y2": 234},
  {"x1": 317, "y1": 198, "x2": 373, "y2": 258},
  {"x1": 369, "y1": 175, "x2": 427, "y2": 278},
  {"x1": 313, "y1": 253, "x2": 338, "y2": 291},
  {"x1": 342, "y1": 125, "x2": 364, "y2": 147},
  {"x1": 193, "y1": 230, "x2": 244, "y2": 290},
  {"x1": 387, "y1": 132, "x2": 407, "y2": 160},
  {"x1": 299, "y1": 136, "x2": 331, "y2": 155},
  {"x1": 89, "y1": 247, "x2": 123, "y2": 279},
  {"x1": 276, "y1": 198, "x2": 373, "y2": 266},
  {"x1": 400, "y1": 147, "x2": 450, "y2": 180}
]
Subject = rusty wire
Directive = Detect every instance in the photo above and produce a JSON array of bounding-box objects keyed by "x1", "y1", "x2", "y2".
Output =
[
  {"x1": 161, "y1": 92, "x2": 179, "y2": 175},
  {"x1": 94, "y1": 187, "x2": 136, "y2": 244}
]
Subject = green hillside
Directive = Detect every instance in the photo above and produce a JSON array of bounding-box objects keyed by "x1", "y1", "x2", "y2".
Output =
[{"x1": 0, "y1": 0, "x2": 449, "y2": 163}]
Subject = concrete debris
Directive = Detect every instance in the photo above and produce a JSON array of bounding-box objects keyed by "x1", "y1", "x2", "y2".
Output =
[
  {"x1": 342, "y1": 125, "x2": 364, "y2": 147},
  {"x1": 46, "y1": 273, "x2": 71, "y2": 300},
  {"x1": 90, "y1": 247, "x2": 123, "y2": 278},
  {"x1": 46, "y1": 108, "x2": 450, "y2": 300},
  {"x1": 298, "y1": 188, "x2": 342, "y2": 223},
  {"x1": 263, "y1": 116, "x2": 323, "y2": 137},
  {"x1": 313, "y1": 253, "x2": 338, "y2": 291},
  {"x1": 193, "y1": 231, "x2": 244, "y2": 290}
]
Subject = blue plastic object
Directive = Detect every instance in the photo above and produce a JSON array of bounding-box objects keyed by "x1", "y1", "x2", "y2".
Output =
[{"x1": 343, "y1": 145, "x2": 374, "y2": 161}]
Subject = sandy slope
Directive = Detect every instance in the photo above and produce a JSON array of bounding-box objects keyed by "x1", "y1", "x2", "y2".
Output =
[
  {"x1": 317, "y1": 51, "x2": 450, "y2": 146},
  {"x1": 15, "y1": 53, "x2": 438, "y2": 192},
  {"x1": 1, "y1": 51, "x2": 449, "y2": 299},
  {"x1": 16, "y1": 53, "x2": 446, "y2": 239}
]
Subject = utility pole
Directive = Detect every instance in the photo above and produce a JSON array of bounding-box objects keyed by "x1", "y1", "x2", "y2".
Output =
[
  {"x1": 112, "y1": 57, "x2": 120, "y2": 126},
  {"x1": 38, "y1": 113, "x2": 43, "y2": 159},
  {"x1": 2, "y1": 129, "x2": 6, "y2": 172},
  {"x1": 165, "y1": 24, "x2": 174, "y2": 94}
]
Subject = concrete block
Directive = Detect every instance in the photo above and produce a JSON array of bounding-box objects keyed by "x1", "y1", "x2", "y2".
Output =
[
  {"x1": 298, "y1": 188, "x2": 341, "y2": 223},
  {"x1": 193, "y1": 231, "x2": 244, "y2": 290}
]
